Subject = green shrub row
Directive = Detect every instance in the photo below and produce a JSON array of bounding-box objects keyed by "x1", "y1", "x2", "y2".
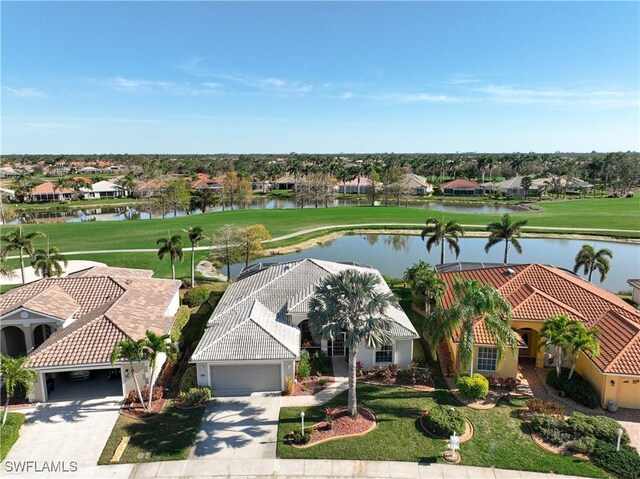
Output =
[
  {"x1": 183, "y1": 286, "x2": 210, "y2": 307},
  {"x1": 457, "y1": 373, "x2": 489, "y2": 399},
  {"x1": 171, "y1": 305, "x2": 191, "y2": 342},
  {"x1": 297, "y1": 350, "x2": 311, "y2": 379},
  {"x1": 178, "y1": 365, "x2": 198, "y2": 392},
  {"x1": 545, "y1": 368, "x2": 599, "y2": 409},
  {"x1": 425, "y1": 405, "x2": 466, "y2": 437},
  {"x1": 591, "y1": 440, "x2": 640, "y2": 479},
  {"x1": 177, "y1": 387, "x2": 211, "y2": 407}
]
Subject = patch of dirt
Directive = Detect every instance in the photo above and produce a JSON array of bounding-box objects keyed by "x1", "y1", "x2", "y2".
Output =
[
  {"x1": 361, "y1": 375, "x2": 435, "y2": 392},
  {"x1": 289, "y1": 376, "x2": 335, "y2": 396},
  {"x1": 308, "y1": 407, "x2": 376, "y2": 445},
  {"x1": 120, "y1": 398, "x2": 167, "y2": 419}
]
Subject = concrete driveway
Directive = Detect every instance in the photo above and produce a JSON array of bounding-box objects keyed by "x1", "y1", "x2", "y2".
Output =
[
  {"x1": 4, "y1": 397, "x2": 122, "y2": 470},
  {"x1": 191, "y1": 394, "x2": 281, "y2": 460}
]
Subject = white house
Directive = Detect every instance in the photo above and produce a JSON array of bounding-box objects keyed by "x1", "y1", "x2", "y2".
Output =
[
  {"x1": 628, "y1": 279, "x2": 640, "y2": 306},
  {"x1": 190, "y1": 259, "x2": 419, "y2": 396},
  {"x1": 80, "y1": 180, "x2": 127, "y2": 199}
]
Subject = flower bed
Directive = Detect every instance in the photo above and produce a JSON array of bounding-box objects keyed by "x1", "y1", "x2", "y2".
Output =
[
  {"x1": 361, "y1": 365, "x2": 434, "y2": 391},
  {"x1": 288, "y1": 407, "x2": 376, "y2": 448},
  {"x1": 290, "y1": 376, "x2": 334, "y2": 396},
  {"x1": 419, "y1": 407, "x2": 474, "y2": 442}
]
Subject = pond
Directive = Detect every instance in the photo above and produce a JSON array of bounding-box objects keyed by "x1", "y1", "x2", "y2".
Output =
[
  {"x1": 6, "y1": 197, "x2": 524, "y2": 224},
  {"x1": 228, "y1": 235, "x2": 640, "y2": 294}
]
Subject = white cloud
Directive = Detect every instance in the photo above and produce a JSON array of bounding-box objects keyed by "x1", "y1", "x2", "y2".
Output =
[
  {"x1": 370, "y1": 92, "x2": 467, "y2": 104},
  {"x1": 340, "y1": 92, "x2": 354, "y2": 99},
  {"x1": 100, "y1": 76, "x2": 222, "y2": 96},
  {"x1": 2, "y1": 86, "x2": 45, "y2": 98},
  {"x1": 448, "y1": 74, "x2": 482, "y2": 85},
  {"x1": 477, "y1": 84, "x2": 639, "y2": 107}
]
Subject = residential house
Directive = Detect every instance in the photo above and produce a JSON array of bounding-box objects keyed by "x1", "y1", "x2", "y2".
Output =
[
  {"x1": 337, "y1": 174, "x2": 373, "y2": 194},
  {"x1": 135, "y1": 180, "x2": 167, "y2": 198},
  {"x1": 440, "y1": 179, "x2": 484, "y2": 196},
  {"x1": 482, "y1": 176, "x2": 539, "y2": 197},
  {"x1": 0, "y1": 266, "x2": 181, "y2": 403},
  {"x1": 23, "y1": 182, "x2": 76, "y2": 203},
  {"x1": 191, "y1": 259, "x2": 419, "y2": 395},
  {"x1": 78, "y1": 166, "x2": 100, "y2": 174},
  {"x1": 627, "y1": 279, "x2": 640, "y2": 306},
  {"x1": 402, "y1": 173, "x2": 434, "y2": 196},
  {"x1": 272, "y1": 175, "x2": 297, "y2": 190},
  {"x1": 80, "y1": 180, "x2": 127, "y2": 199},
  {"x1": 437, "y1": 263, "x2": 640, "y2": 409},
  {"x1": 0, "y1": 167, "x2": 21, "y2": 178},
  {"x1": 190, "y1": 173, "x2": 224, "y2": 191}
]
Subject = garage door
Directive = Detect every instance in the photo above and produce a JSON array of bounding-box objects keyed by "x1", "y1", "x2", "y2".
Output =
[{"x1": 210, "y1": 364, "x2": 281, "y2": 395}]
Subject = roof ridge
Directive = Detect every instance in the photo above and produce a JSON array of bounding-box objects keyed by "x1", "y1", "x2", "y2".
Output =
[
  {"x1": 248, "y1": 306, "x2": 299, "y2": 358},
  {"x1": 196, "y1": 312, "x2": 256, "y2": 355},
  {"x1": 497, "y1": 263, "x2": 535, "y2": 292},
  {"x1": 514, "y1": 285, "x2": 588, "y2": 321}
]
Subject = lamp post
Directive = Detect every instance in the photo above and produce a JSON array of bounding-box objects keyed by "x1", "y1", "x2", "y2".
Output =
[
  {"x1": 616, "y1": 428, "x2": 623, "y2": 452},
  {"x1": 301, "y1": 411, "x2": 305, "y2": 432}
]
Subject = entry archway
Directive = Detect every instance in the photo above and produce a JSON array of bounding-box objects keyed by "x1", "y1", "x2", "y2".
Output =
[
  {"x1": 1, "y1": 326, "x2": 27, "y2": 357},
  {"x1": 33, "y1": 324, "x2": 54, "y2": 348}
]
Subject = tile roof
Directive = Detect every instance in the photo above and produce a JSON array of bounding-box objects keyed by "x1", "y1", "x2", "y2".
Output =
[
  {"x1": 441, "y1": 179, "x2": 482, "y2": 189},
  {"x1": 0, "y1": 268, "x2": 180, "y2": 369},
  {"x1": 628, "y1": 279, "x2": 640, "y2": 290},
  {"x1": 192, "y1": 259, "x2": 418, "y2": 363},
  {"x1": 28, "y1": 181, "x2": 75, "y2": 195},
  {"x1": 438, "y1": 263, "x2": 640, "y2": 376}
]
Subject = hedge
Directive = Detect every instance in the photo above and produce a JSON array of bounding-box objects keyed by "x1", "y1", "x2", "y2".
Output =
[
  {"x1": 458, "y1": 373, "x2": 489, "y2": 399},
  {"x1": 591, "y1": 440, "x2": 640, "y2": 479},
  {"x1": 171, "y1": 305, "x2": 191, "y2": 342},
  {"x1": 178, "y1": 365, "x2": 198, "y2": 392},
  {"x1": 183, "y1": 286, "x2": 210, "y2": 307},
  {"x1": 546, "y1": 368, "x2": 600, "y2": 409},
  {"x1": 425, "y1": 405, "x2": 466, "y2": 437}
]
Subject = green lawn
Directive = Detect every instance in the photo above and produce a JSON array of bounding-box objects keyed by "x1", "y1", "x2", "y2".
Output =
[
  {"x1": 277, "y1": 384, "x2": 609, "y2": 478},
  {"x1": 2, "y1": 196, "x2": 638, "y2": 255},
  {"x1": 0, "y1": 412, "x2": 25, "y2": 460},
  {"x1": 97, "y1": 404, "x2": 204, "y2": 464}
]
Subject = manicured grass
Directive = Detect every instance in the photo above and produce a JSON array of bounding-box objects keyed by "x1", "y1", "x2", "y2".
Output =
[
  {"x1": 2, "y1": 196, "x2": 638, "y2": 255},
  {"x1": 0, "y1": 412, "x2": 25, "y2": 460},
  {"x1": 97, "y1": 404, "x2": 205, "y2": 464},
  {"x1": 277, "y1": 384, "x2": 609, "y2": 478}
]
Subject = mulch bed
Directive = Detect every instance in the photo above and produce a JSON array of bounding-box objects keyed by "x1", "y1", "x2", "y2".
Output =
[
  {"x1": 361, "y1": 376, "x2": 435, "y2": 392},
  {"x1": 120, "y1": 398, "x2": 167, "y2": 419},
  {"x1": 289, "y1": 376, "x2": 335, "y2": 396},
  {"x1": 419, "y1": 412, "x2": 474, "y2": 442},
  {"x1": 291, "y1": 407, "x2": 376, "y2": 448}
]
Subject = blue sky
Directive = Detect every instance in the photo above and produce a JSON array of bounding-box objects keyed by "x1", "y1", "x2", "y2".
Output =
[{"x1": 2, "y1": 1, "x2": 638, "y2": 154}]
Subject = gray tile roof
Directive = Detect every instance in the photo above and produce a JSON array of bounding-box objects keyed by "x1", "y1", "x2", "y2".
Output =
[{"x1": 191, "y1": 259, "x2": 418, "y2": 363}]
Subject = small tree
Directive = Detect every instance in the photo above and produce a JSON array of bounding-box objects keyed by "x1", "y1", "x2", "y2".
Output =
[
  {"x1": 421, "y1": 217, "x2": 465, "y2": 265},
  {"x1": 567, "y1": 324, "x2": 600, "y2": 379},
  {"x1": 403, "y1": 260, "x2": 445, "y2": 315},
  {"x1": 0, "y1": 355, "x2": 37, "y2": 425},
  {"x1": 573, "y1": 244, "x2": 613, "y2": 283},
  {"x1": 210, "y1": 224, "x2": 241, "y2": 280},
  {"x1": 156, "y1": 234, "x2": 184, "y2": 280},
  {"x1": 184, "y1": 226, "x2": 205, "y2": 287},
  {"x1": 110, "y1": 338, "x2": 148, "y2": 411},
  {"x1": 484, "y1": 214, "x2": 528, "y2": 264},
  {"x1": 236, "y1": 224, "x2": 271, "y2": 267},
  {"x1": 165, "y1": 179, "x2": 191, "y2": 216},
  {"x1": 143, "y1": 331, "x2": 178, "y2": 409},
  {"x1": 538, "y1": 314, "x2": 579, "y2": 377},
  {"x1": 0, "y1": 226, "x2": 45, "y2": 284},
  {"x1": 521, "y1": 176, "x2": 532, "y2": 198},
  {"x1": 31, "y1": 245, "x2": 68, "y2": 278}
]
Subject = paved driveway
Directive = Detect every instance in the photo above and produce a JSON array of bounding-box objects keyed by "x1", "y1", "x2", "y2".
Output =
[
  {"x1": 191, "y1": 394, "x2": 281, "y2": 460},
  {"x1": 4, "y1": 397, "x2": 122, "y2": 470}
]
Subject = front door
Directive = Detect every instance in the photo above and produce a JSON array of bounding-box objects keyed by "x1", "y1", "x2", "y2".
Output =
[{"x1": 328, "y1": 333, "x2": 346, "y2": 357}]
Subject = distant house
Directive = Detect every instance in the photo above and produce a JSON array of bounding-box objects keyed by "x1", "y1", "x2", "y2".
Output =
[
  {"x1": 440, "y1": 179, "x2": 484, "y2": 196},
  {"x1": 78, "y1": 166, "x2": 100, "y2": 174},
  {"x1": 273, "y1": 175, "x2": 297, "y2": 190},
  {"x1": 531, "y1": 175, "x2": 593, "y2": 195},
  {"x1": 135, "y1": 180, "x2": 167, "y2": 198},
  {"x1": 0, "y1": 167, "x2": 21, "y2": 178},
  {"x1": 483, "y1": 176, "x2": 538, "y2": 197},
  {"x1": 402, "y1": 174, "x2": 433, "y2": 196},
  {"x1": 23, "y1": 182, "x2": 76, "y2": 203},
  {"x1": 80, "y1": 180, "x2": 127, "y2": 199},
  {"x1": 191, "y1": 174, "x2": 224, "y2": 191},
  {"x1": 628, "y1": 279, "x2": 640, "y2": 306},
  {"x1": 337, "y1": 174, "x2": 373, "y2": 194}
]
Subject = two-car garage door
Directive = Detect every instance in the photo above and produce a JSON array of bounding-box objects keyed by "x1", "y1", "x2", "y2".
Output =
[{"x1": 209, "y1": 364, "x2": 281, "y2": 395}]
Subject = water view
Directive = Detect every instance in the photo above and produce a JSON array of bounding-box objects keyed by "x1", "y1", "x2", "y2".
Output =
[
  {"x1": 6, "y1": 197, "x2": 524, "y2": 224},
  {"x1": 229, "y1": 235, "x2": 640, "y2": 294}
]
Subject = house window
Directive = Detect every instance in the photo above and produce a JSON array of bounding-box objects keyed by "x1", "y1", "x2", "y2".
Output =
[
  {"x1": 476, "y1": 347, "x2": 498, "y2": 372},
  {"x1": 375, "y1": 344, "x2": 393, "y2": 364}
]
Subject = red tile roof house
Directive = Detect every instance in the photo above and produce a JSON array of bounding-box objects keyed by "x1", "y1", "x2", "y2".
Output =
[
  {"x1": 0, "y1": 266, "x2": 181, "y2": 403},
  {"x1": 23, "y1": 181, "x2": 76, "y2": 203},
  {"x1": 190, "y1": 173, "x2": 224, "y2": 191},
  {"x1": 437, "y1": 263, "x2": 640, "y2": 409},
  {"x1": 440, "y1": 179, "x2": 485, "y2": 196},
  {"x1": 135, "y1": 180, "x2": 168, "y2": 198}
]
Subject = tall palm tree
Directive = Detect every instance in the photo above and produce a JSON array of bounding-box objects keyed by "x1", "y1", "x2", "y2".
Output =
[
  {"x1": 484, "y1": 214, "x2": 529, "y2": 263},
  {"x1": 573, "y1": 244, "x2": 613, "y2": 283},
  {"x1": 421, "y1": 217, "x2": 464, "y2": 265},
  {"x1": 567, "y1": 324, "x2": 600, "y2": 379},
  {"x1": 427, "y1": 277, "x2": 516, "y2": 376},
  {"x1": 0, "y1": 226, "x2": 45, "y2": 284},
  {"x1": 156, "y1": 234, "x2": 184, "y2": 280},
  {"x1": 308, "y1": 270, "x2": 394, "y2": 417},
  {"x1": 1, "y1": 355, "x2": 37, "y2": 425},
  {"x1": 403, "y1": 260, "x2": 445, "y2": 315},
  {"x1": 183, "y1": 226, "x2": 205, "y2": 287},
  {"x1": 143, "y1": 331, "x2": 178, "y2": 409},
  {"x1": 110, "y1": 338, "x2": 148, "y2": 411},
  {"x1": 538, "y1": 314, "x2": 579, "y2": 377},
  {"x1": 0, "y1": 250, "x2": 16, "y2": 280},
  {"x1": 31, "y1": 244, "x2": 68, "y2": 278}
]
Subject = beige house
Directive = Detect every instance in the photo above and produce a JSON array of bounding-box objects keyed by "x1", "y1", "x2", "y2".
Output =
[
  {"x1": 437, "y1": 263, "x2": 640, "y2": 409},
  {"x1": 0, "y1": 266, "x2": 180, "y2": 403}
]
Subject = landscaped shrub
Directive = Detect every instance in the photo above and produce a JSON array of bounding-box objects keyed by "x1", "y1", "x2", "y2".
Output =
[
  {"x1": 530, "y1": 413, "x2": 573, "y2": 446},
  {"x1": 318, "y1": 378, "x2": 327, "y2": 387},
  {"x1": 545, "y1": 368, "x2": 599, "y2": 409},
  {"x1": 297, "y1": 350, "x2": 311, "y2": 379},
  {"x1": 183, "y1": 286, "x2": 210, "y2": 307},
  {"x1": 526, "y1": 398, "x2": 565, "y2": 416},
  {"x1": 178, "y1": 365, "x2": 197, "y2": 392},
  {"x1": 396, "y1": 367, "x2": 432, "y2": 385},
  {"x1": 567, "y1": 437, "x2": 596, "y2": 455},
  {"x1": 591, "y1": 440, "x2": 640, "y2": 479},
  {"x1": 425, "y1": 405, "x2": 466, "y2": 437},
  {"x1": 291, "y1": 426, "x2": 311, "y2": 445},
  {"x1": 310, "y1": 350, "x2": 331, "y2": 375},
  {"x1": 171, "y1": 305, "x2": 191, "y2": 342},
  {"x1": 457, "y1": 373, "x2": 489, "y2": 399},
  {"x1": 412, "y1": 340, "x2": 427, "y2": 366},
  {"x1": 177, "y1": 387, "x2": 211, "y2": 407},
  {"x1": 125, "y1": 386, "x2": 163, "y2": 405},
  {"x1": 284, "y1": 376, "x2": 294, "y2": 395},
  {"x1": 565, "y1": 412, "x2": 630, "y2": 446}
]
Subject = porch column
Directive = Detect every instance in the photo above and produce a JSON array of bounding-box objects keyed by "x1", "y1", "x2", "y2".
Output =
[{"x1": 22, "y1": 323, "x2": 34, "y2": 353}]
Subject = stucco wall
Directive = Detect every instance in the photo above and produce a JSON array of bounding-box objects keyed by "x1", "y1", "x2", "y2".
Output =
[
  {"x1": 448, "y1": 342, "x2": 518, "y2": 378},
  {"x1": 121, "y1": 361, "x2": 152, "y2": 396},
  {"x1": 164, "y1": 291, "x2": 180, "y2": 317},
  {"x1": 395, "y1": 340, "x2": 414, "y2": 368}
]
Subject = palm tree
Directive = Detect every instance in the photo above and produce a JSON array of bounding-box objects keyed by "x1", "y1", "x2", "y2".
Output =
[
  {"x1": 1, "y1": 355, "x2": 37, "y2": 425},
  {"x1": 156, "y1": 234, "x2": 184, "y2": 280},
  {"x1": 427, "y1": 277, "x2": 516, "y2": 376},
  {"x1": 538, "y1": 314, "x2": 579, "y2": 377},
  {"x1": 403, "y1": 260, "x2": 445, "y2": 315},
  {"x1": 567, "y1": 324, "x2": 600, "y2": 379},
  {"x1": 31, "y1": 245, "x2": 68, "y2": 278},
  {"x1": 521, "y1": 176, "x2": 532, "y2": 198},
  {"x1": 573, "y1": 244, "x2": 613, "y2": 283},
  {"x1": 143, "y1": 331, "x2": 178, "y2": 410},
  {"x1": 183, "y1": 226, "x2": 205, "y2": 287},
  {"x1": 110, "y1": 338, "x2": 148, "y2": 411},
  {"x1": 308, "y1": 270, "x2": 394, "y2": 417},
  {"x1": 0, "y1": 226, "x2": 45, "y2": 284},
  {"x1": 0, "y1": 250, "x2": 16, "y2": 280},
  {"x1": 484, "y1": 214, "x2": 529, "y2": 264},
  {"x1": 421, "y1": 217, "x2": 464, "y2": 265}
]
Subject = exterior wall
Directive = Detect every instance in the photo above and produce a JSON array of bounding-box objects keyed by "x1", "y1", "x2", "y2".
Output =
[
  {"x1": 575, "y1": 354, "x2": 607, "y2": 407},
  {"x1": 120, "y1": 361, "x2": 152, "y2": 396},
  {"x1": 164, "y1": 291, "x2": 180, "y2": 317},
  {"x1": 576, "y1": 354, "x2": 640, "y2": 409},
  {"x1": 632, "y1": 287, "x2": 640, "y2": 305},
  {"x1": 194, "y1": 360, "x2": 294, "y2": 392},
  {"x1": 447, "y1": 342, "x2": 518, "y2": 377},
  {"x1": 1, "y1": 309, "x2": 63, "y2": 356},
  {"x1": 354, "y1": 339, "x2": 413, "y2": 370}
]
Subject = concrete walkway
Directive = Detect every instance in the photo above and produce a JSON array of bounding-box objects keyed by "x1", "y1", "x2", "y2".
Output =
[
  {"x1": 2, "y1": 458, "x2": 598, "y2": 478},
  {"x1": 281, "y1": 357, "x2": 349, "y2": 408}
]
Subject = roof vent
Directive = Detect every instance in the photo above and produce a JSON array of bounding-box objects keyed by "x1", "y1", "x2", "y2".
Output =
[
  {"x1": 506, "y1": 268, "x2": 516, "y2": 275},
  {"x1": 284, "y1": 265, "x2": 290, "y2": 271}
]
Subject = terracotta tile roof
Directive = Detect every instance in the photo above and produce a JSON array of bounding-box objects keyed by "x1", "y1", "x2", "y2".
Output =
[
  {"x1": 23, "y1": 286, "x2": 79, "y2": 320},
  {"x1": 69, "y1": 266, "x2": 154, "y2": 279},
  {"x1": 441, "y1": 179, "x2": 482, "y2": 189},
  {"x1": 136, "y1": 180, "x2": 166, "y2": 191},
  {"x1": 28, "y1": 181, "x2": 75, "y2": 195},
  {"x1": 438, "y1": 264, "x2": 640, "y2": 376}
]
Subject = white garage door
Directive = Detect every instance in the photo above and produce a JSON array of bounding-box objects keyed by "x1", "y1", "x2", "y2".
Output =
[{"x1": 210, "y1": 364, "x2": 281, "y2": 395}]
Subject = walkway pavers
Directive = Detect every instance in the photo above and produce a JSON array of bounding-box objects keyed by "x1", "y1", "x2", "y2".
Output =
[{"x1": 280, "y1": 357, "x2": 349, "y2": 408}]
